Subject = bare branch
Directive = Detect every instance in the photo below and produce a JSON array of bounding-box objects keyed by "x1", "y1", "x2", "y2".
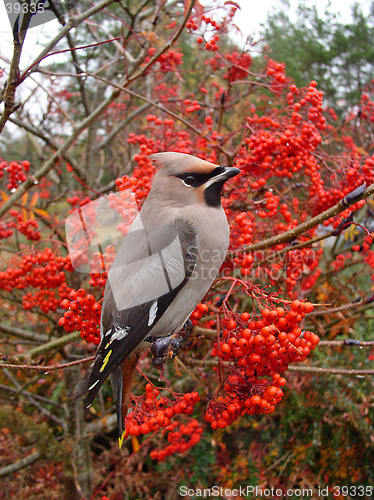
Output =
[
  {"x1": 0, "y1": 9, "x2": 34, "y2": 133},
  {"x1": 0, "y1": 322, "x2": 50, "y2": 343},
  {"x1": 21, "y1": 0, "x2": 118, "y2": 81},
  {"x1": 306, "y1": 297, "x2": 374, "y2": 317},
  {"x1": 318, "y1": 339, "x2": 374, "y2": 347},
  {"x1": 288, "y1": 365, "x2": 374, "y2": 375},
  {"x1": 13, "y1": 331, "x2": 81, "y2": 361},
  {"x1": 0, "y1": 355, "x2": 95, "y2": 371},
  {"x1": 0, "y1": 450, "x2": 42, "y2": 479}
]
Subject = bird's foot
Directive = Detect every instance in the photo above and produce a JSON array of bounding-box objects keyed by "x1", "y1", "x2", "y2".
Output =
[
  {"x1": 177, "y1": 319, "x2": 193, "y2": 342},
  {"x1": 150, "y1": 320, "x2": 193, "y2": 367}
]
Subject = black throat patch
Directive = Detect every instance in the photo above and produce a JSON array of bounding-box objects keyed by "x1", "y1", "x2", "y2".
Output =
[{"x1": 204, "y1": 180, "x2": 225, "y2": 208}]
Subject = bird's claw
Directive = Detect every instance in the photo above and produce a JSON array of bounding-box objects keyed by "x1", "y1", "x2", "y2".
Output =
[{"x1": 150, "y1": 320, "x2": 193, "y2": 367}]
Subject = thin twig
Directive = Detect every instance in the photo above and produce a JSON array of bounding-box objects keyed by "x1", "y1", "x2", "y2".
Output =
[
  {"x1": 305, "y1": 297, "x2": 374, "y2": 317},
  {"x1": 0, "y1": 355, "x2": 94, "y2": 371},
  {"x1": 287, "y1": 366, "x2": 374, "y2": 375}
]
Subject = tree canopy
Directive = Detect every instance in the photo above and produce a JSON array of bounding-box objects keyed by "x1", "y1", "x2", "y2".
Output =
[{"x1": 262, "y1": 0, "x2": 374, "y2": 107}]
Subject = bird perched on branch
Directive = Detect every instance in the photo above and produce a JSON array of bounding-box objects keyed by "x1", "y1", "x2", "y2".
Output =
[{"x1": 76, "y1": 152, "x2": 240, "y2": 446}]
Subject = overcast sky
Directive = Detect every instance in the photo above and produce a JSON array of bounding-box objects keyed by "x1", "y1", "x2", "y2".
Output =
[{"x1": 0, "y1": 0, "x2": 372, "y2": 67}]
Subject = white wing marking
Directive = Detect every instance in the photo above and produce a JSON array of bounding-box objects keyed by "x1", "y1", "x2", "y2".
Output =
[
  {"x1": 110, "y1": 326, "x2": 130, "y2": 342},
  {"x1": 148, "y1": 301, "x2": 158, "y2": 326},
  {"x1": 88, "y1": 379, "x2": 100, "y2": 391}
]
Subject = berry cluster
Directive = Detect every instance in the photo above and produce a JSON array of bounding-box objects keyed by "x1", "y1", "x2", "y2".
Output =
[
  {"x1": 149, "y1": 419, "x2": 203, "y2": 461},
  {"x1": 184, "y1": 98, "x2": 202, "y2": 114},
  {"x1": 331, "y1": 253, "x2": 352, "y2": 272},
  {"x1": 205, "y1": 384, "x2": 285, "y2": 429},
  {"x1": 88, "y1": 245, "x2": 116, "y2": 287},
  {"x1": 190, "y1": 302, "x2": 209, "y2": 326},
  {"x1": 201, "y1": 14, "x2": 221, "y2": 31},
  {"x1": 0, "y1": 159, "x2": 29, "y2": 190},
  {"x1": 354, "y1": 92, "x2": 374, "y2": 123},
  {"x1": 59, "y1": 288, "x2": 102, "y2": 345},
  {"x1": 186, "y1": 18, "x2": 198, "y2": 31},
  {"x1": 16, "y1": 217, "x2": 41, "y2": 241},
  {"x1": 266, "y1": 59, "x2": 289, "y2": 94},
  {"x1": 0, "y1": 221, "x2": 14, "y2": 239},
  {"x1": 0, "y1": 210, "x2": 41, "y2": 242},
  {"x1": 0, "y1": 249, "x2": 73, "y2": 314},
  {"x1": 0, "y1": 248, "x2": 71, "y2": 292},
  {"x1": 245, "y1": 83, "x2": 324, "y2": 180},
  {"x1": 106, "y1": 191, "x2": 138, "y2": 229},
  {"x1": 205, "y1": 298, "x2": 319, "y2": 429},
  {"x1": 202, "y1": 34, "x2": 220, "y2": 52},
  {"x1": 123, "y1": 384, "x2": 200, "y2": 437},
  {"x1": 116, "y1": 149, "x2": 154, "y2": 202},
  {"x1": 23, "y1": 289, "x2": 61, "y2": 313},
  {"x1": 225, "y1": 51, "x2": 252, "y2": 82},
  {"x1": 231, "y1": 212, "x2": 254, "y2": 248},
  {"x1": 145, "y1": 48, "x2": 183, "y2": 72}
]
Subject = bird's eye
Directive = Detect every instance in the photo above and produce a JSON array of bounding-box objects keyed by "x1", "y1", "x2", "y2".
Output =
[{"x1": 183, "y1": 175, "x2": 197, "y2": 187}]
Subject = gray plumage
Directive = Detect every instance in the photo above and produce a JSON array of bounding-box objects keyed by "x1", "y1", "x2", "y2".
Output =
[{"x1": 76, "y1": 152, "x2": 240, "y2": 441}]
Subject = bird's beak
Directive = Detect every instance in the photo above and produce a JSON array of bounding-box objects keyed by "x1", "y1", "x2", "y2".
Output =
[
  {"x1": 220, "y1": 166, "x2": 241, "y2": 181},
  {"x1": 205, "y1": 166, "x2": 240, "y2": 188}
]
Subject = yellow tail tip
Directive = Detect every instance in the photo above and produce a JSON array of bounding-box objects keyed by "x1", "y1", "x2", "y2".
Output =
[{"x1": 118, "y1": 429, "x2": 126, "y2": 449}]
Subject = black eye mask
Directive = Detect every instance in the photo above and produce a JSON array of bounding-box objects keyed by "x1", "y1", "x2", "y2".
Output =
[{"x1": 174, "y1": 166, "x2": 226, "y2": 188}]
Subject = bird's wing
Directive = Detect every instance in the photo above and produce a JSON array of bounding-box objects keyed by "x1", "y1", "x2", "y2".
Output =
[{"x1": 76, "y1": 218, "x2": 198, "y2": 406}]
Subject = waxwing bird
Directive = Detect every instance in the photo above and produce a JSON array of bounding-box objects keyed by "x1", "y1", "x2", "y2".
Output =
[{"x1": 76, "y1": 152, "x2": 240, "y2": 445}]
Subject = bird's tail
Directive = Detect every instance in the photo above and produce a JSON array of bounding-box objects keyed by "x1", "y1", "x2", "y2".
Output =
[
  {"x1": 76, "y1": 347, "x2": 144, "y2": 449},
  {"x1": 114, "y1": 348, "x2": 143, "y2": 449}
]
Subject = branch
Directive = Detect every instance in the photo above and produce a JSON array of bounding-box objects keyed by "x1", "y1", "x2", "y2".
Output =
[
  {"x1": 0, "y1": 7, "x2": 34, "y2": 133},
  {"x1": 245, "y1": 182, "x2": 374, "y2": 252},
  {"x1": 1, "y1": 367, "x2": 65, "y2": 427},
  {"x1": 21, "y1": 0, "x2": 118, "y2": 82},
  {"x1": 0, "y1": 450, "x2": 41, "y2": 479},
  {"x1": 0, "y1": 83, "x2": 123, "y2": 219},
  {"x1": 287, "y1": 365, "x2": 374, "y2": 375},
  {"x1": 83, "y1": 412, "x2": 117, "y2": 436},
  {"x1": 81, "y1": 71, "x2": 231, "y2": 159},
  {"x1": 0, "y1": 323, "x2": 50, "y2": 343},
  {"x1": 178, "y1": 354, "x2": 216, "y2": 367},
  {"x1": 318, "y1": 339, "x2": 374, "y2": 347},
  {"x1": 13, "y1": 331, "x2": 81, "y2": 361},
  {"x1": 0, "y1": 0, "x2": 199, "y2": 219},
  {"x1": 306, "y1": 297, "x2": 374, "y2": 317},
  {"x1": 0, "y1": 355, "x2": 94, "y2": 371},
  {"x1": 0, "y1": 382, "x2": 61, "y2": 406},
  {"x1": 191, "y1": 325, "x2": 217, "y2": 338},
  {"x1": 259, "y1": 231, "x2": 334, "y2": 263},
  {"x1": 9, "y1": 116, "x2": 88, "y2": 183}
]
